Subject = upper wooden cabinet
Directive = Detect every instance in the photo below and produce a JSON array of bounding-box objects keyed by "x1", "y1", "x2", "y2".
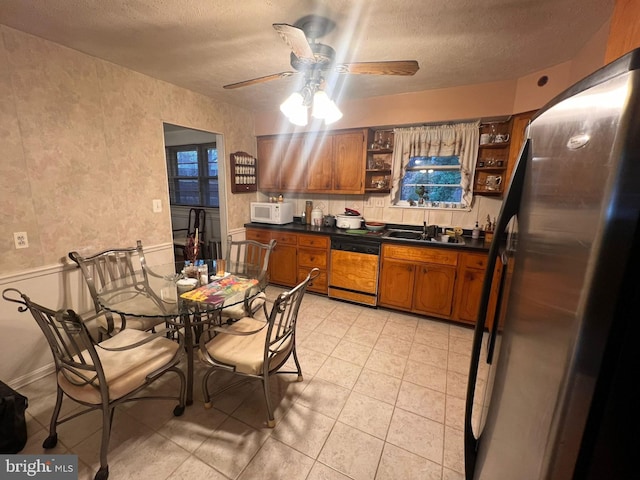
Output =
[
  {"x1": 306, "y1": 134, "x2": 333, "y2": 191},
  {"x1": 257, "y1": 135, "x2": 307, "y2": 192},
  {"x1": 256, "y1": 137, "x2": 281, "y2": 191},
  {"x1": 280, "y1": 136, "x2": 306, "y2": 191},
  {"x1": 331, "y1": 130, "x2": 367, "y2": 193},
  {"x1": 506, "y1": 110, "x2": 536, "y2": 184},
  {"x1": 257, "y1": 128, "x2": 368, "y2": 194}
]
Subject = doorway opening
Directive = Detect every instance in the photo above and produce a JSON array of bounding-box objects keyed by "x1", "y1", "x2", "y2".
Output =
[{"x1": 163, "y1": 123, "x2": 226, "y2": 261}]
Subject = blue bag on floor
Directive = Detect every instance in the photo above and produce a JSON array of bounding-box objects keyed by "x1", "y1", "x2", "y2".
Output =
[{"x1": 0, "y1": 381, "x2": 28, "y2": 454}]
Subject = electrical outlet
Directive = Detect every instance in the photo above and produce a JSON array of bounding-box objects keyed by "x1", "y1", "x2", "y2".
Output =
[
  {"x1": 14, "y1": 232, "x2": 28, "y2": 249},
  {"x1": 374, "y1": 197, "x2": 385, "y2": 208},
  {"x1": 364, "y1": 196, "x2": 374, "y2": 207},
  {"x1": 152, "y1": 199, "x2": 162, "y2": 213}
]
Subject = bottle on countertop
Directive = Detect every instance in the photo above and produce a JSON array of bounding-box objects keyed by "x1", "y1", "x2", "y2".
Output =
[
  {"x1": 472, "y1": 221, "x2": 480, "y2": 239},
  {"x1": 277, "y1": 194, "x2": 284, "y2": 203},
  {"x1": 305, "y1": 201, "x2": 313, "y2": 225}
]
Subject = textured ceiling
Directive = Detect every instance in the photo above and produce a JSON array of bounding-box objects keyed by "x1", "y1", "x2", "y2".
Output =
[{"x1": 0, "y1": 0, "x2": 614, "y2": 112}]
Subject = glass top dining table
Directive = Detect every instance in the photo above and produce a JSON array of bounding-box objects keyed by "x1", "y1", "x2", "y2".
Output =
[{"x1": 97, "y1": 261, "x2": 264, "y2": 405}]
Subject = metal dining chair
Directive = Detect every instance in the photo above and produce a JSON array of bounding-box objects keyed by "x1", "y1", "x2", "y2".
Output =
[
  {"x1": 220, "y1": 235, "x2": 276, "y2": 321},
  {"x1": 69, "y1": 241, "x2": 164, "y2": 339},
  {"x1": 173, "y1": 207, "x2": 208, "y2": 260},
  {"x1": 2, "y1": 288, "x2": 186, "y2": 480},
  {"x1": 198, "y1": 268, "x2": 318, "y2": 428}
]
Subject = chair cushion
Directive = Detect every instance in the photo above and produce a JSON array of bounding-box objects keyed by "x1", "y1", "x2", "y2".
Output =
[
  {"x1": 220, "y1": 292, "x2": 266, "y2": 320},
  {"x1": 204, "y1": 317, "x2": 292, "y2": 375},
  {"x1": 95, "y1": 313, "x2": 164, "y2": 333},
  {"x1": 58, "y1": 329, "x2": 180, "y2": 404}
]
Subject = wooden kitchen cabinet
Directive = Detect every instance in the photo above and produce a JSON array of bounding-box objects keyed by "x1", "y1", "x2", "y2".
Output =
[
  {"x1": 506, "y1": 110, "x2": 536, "y2": 184},
  {"x1": 297, "y1": 234, "x2": 329, "y2": 294},
  {"x1": 413, "y1": 263, "x2": 457, "y2": 317},
  {"x1": 256, "y1": 137, "x2": 280, "y2": 191},
  {"x1": 257, "y1": 135, "x2": 307, "y2": 192},
  {"x1": 246, "y1": 228, "x2": 298, "y2": 287},
  {"x1": 245, "y1": 228, "x2": 329, "y2": 291},
  {"x1": 453, "y1": 253, "x2": 487, "y2": 323},
  {"x1": 378, "y1": 259, "x2": 415, "y2": 309},
  {"x1": 257, "y1": 128, "x2": 367, "y2": 194},
  {"x1": 332, "y1": 130, "x2": 367, "y2": 193},
  {"x1": 306, "y1": 133, "x2": 333, "y2": 191},
  {"x1": 379, "y1": 244, "x2": 458, "y2": 319},
  {"x1": 280, "y1": 136, "x2": 306, "y2": 190},
  {"x1": 453, "y1": 252, "x2": 503, "y2": 330}
]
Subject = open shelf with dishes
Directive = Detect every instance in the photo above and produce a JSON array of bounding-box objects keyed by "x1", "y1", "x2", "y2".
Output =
[
  {"x1": 366, "y1": 130, "x2": 393, "y2": 193},
  {"x1": 474, "y1": 120, "x2": 512, "y2": 196}
]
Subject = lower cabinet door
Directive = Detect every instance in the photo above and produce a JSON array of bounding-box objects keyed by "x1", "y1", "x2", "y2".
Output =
[
  {"x1": 269, "y1": 244, "x2": 297, "y2": 287},
  {"x1": 378, "y1": 259, "x2": 415, "y2": 309},
  {"x1": 298, "y1": 267, "x2": 327, "y2": 294},
  {"x1": 454, "y1": 267, "x2": 485, "y2": 323},
  {"x1": 412, "y1": 264, "x2": 456, "y2": 317}
]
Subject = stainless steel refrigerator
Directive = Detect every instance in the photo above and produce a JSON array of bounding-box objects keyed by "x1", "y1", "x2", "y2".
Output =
[{"x1": 465, "y1": 48, "x2": 640, "y2": 480}]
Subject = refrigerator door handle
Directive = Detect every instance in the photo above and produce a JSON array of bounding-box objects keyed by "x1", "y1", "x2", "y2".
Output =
[
  {"x1": 464, "y1": 138, "x2": 531, "y2": 479},
  {"x1": 485, "y1": 250, "x2": 509, "y2": 364}
]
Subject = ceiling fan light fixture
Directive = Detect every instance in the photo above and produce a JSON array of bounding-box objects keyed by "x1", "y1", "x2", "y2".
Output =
[
  {"x1": 280, "y1": 91, "x2": 304, "y2": 117},
  {"x1": 288, "y1": 107, "x2": 309, "y2": 126},
  {"x1": 311, "y1": 90, "x2": 332, "y2": 119},
  {"x1": 322, "y1": 100, "x2": 343, "y2": 125}
]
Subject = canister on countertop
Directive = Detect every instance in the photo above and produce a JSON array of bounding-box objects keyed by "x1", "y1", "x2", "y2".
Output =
[
  {"x1": 311, "y1": 207, "x2": 323, "y2": 226},
  {"x1": 305, "y1": 201, "x2": 313, "y2": 225}
]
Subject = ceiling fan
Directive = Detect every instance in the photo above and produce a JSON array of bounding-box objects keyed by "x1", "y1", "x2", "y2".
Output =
[{"x1": 223, "y1": 15, "x2": 420, "y2": 90}]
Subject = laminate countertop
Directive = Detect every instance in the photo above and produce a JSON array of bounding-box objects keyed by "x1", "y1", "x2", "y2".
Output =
[{"x1": 245, "y1": 222, "x2": 491, "y2": 252}]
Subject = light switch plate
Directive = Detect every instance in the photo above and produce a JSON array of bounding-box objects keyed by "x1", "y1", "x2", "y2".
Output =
[{"x1": 152, "y1": 199, "x2": 162, "y2": 213}]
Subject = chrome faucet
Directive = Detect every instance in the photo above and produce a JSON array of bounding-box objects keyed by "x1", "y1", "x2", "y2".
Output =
[{"x1": 421, "y1": 221, "x2": 428, "y2": 240}]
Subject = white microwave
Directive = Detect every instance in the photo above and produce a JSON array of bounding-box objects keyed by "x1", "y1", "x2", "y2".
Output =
[{"x1": 250, "y1": 202, "x2": 294, "y2": 225}]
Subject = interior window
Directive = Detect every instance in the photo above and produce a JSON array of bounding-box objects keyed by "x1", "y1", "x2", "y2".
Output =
[
  {"x1": 400, "y1": 156, "x2": 462, "y2": 206},
  {"x1": 166, "y1": 143, "x2": 219, "y2": 207}
]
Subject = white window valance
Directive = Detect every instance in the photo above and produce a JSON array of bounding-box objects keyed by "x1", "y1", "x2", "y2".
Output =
[{"x1": 391, "y1": 122, "x2": 479, "y2": 207}]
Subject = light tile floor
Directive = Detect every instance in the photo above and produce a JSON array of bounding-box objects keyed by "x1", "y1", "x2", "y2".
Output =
[{"x1": 18, "y1": 287, "x2": 488, "y2": 480}]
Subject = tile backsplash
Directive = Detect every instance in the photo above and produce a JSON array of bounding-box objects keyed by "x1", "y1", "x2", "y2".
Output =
[{"x1": 257, "y1": 192, "x2": 502, "y2": 230}]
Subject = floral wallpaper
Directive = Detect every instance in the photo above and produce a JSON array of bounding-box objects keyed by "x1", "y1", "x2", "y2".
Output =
[{"x1": 0, "y1": 26, "x2": 256, "y2": 275}]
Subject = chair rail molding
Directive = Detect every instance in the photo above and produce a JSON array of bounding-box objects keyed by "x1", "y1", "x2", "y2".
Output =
[{"x1": 0, "y1": 242, "x2": 173, "y2": 387}]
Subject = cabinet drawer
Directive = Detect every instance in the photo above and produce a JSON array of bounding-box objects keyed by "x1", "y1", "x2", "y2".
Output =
[
  {"x1": 246, "y1": 229, "x2": 271, "y2": 244},
  {"x1": 298, "y1": 248, "x2": 328, "y2": 269},
  {"x1": 271, "y1": 232, "x2": 297, "y2": 245},
  {"x1": 297, "y1": 234, "x2": 329, "y2": 249},
  {"x1": 382, "y1": 244, "x2": 458, "y2": 266},
  {"x1": 298, "y1": 268, "x2": 327, "y2": 293},
  {"x1": 461, "y1": 253, "x2": 488, "y2": 270}
]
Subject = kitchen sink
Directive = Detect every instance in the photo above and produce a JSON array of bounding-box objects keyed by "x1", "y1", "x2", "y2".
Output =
[
  {"x1": 383, "y1": 230, "x2": 466, "y2": 245},
  {"x1": 385, "y1": 230, "x2": 423, "y2": 240}
]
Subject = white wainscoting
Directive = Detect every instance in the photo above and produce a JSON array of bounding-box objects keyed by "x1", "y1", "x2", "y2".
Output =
[{"x1": 0, "y1": 243, "x2": 174, "y2": 388}]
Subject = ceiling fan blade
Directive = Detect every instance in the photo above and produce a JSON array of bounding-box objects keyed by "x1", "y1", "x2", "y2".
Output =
[
  {"x1": 336, "y1": 60, "x2": 419, "y2": 76},
  {"x1": 223, "y1": 71, "x2": 297, "y2": 90},
  {"x1": 273, "y1": 23, "x2": 315, "y2": 61}
]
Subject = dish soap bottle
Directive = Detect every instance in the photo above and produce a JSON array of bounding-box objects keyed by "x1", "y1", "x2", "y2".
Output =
[{"x1": 472, "y1": 221, "x2": 480, "y2": 239}]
